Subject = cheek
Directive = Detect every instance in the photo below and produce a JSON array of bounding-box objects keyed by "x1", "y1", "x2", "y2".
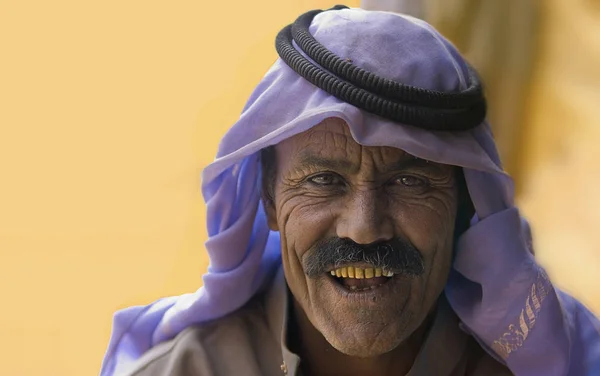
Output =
[
  {"x1": 392, "y1": 192, "x2": 457, "y2": 257},
  {"x1": 391, "y1": 194, "x2": 457, "y2": 304},
  {"x1": 278, "y1": 198, "x2": 337, "y2": 261},
  {"x1": 277, "y1": 198, "x2": 337, "y2": 305}
]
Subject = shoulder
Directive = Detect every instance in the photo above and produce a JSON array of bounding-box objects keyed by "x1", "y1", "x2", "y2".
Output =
[{"x1": 125, "y1": 296, "x2": 279, "y2": 376}]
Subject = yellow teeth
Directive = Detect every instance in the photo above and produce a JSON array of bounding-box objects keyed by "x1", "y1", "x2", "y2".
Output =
[
  {"x1": 329, "y1": 267, "x2": 394, "y2": 278},
  {"x1": 355, "y1": 267, "x2": 364, "y2": 279}
]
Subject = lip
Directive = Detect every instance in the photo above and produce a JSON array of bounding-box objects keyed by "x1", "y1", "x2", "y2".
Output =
[
  {"x1": 325, "y1": 272, "x2": 403, "y2": 304},
  {"x1": 325, "y1": 263, "x2": 399, "y2": 274}
]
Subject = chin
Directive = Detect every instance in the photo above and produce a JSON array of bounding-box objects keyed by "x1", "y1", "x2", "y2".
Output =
[
  {"x1": 323, "y1": 327, "x2": 409, "y2": 358},
  {"x1": 305, "y1": 273, "x2": 428, "y2": 358}
]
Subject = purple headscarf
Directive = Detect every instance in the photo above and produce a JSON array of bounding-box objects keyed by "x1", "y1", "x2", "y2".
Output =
[{"x1": 100, "y1": 8, "x2": 600, "y2": 376}]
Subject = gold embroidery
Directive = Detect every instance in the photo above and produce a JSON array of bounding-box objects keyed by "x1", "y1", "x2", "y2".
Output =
[
  {"x1": 531, "y1": 284, "x2": 541, "y2": 311},
  {"x1": 518, "y1": 311, "x2": 529, "y2": 338},
  {"x1": 525, "y1": 296, "x2": 535, "y2": 325},
  {"x1": 491, "y1": 269, "x2": 551, "y2": 359}
]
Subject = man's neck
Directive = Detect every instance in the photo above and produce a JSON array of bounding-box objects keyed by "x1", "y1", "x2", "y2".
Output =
[{"x1": 288, "y1": 296, "x2": 436, "y2": 376}]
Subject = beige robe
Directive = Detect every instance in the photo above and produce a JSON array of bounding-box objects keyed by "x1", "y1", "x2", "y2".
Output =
[{"x1": 125, "y1": 268, "x2": 512, "y2": 376}]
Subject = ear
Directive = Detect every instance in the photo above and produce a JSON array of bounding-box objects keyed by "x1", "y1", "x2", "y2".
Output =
[{"x1": 262, "y1": 196, "x2": 279, "y2": 231}]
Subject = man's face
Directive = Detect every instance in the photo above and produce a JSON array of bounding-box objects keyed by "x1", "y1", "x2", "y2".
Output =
[{"x1": 264, "y1": 118, "x2": 458, "y2": 357}]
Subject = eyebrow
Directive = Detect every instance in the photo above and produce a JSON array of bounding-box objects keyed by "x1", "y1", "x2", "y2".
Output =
[{"x1": 297, "y1": 154, "x2": 445, "y2": 174}]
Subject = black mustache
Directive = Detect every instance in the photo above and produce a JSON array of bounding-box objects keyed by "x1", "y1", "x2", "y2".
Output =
[{"x1": 303, "y1": 237, "x2": 424, "y2": 278}]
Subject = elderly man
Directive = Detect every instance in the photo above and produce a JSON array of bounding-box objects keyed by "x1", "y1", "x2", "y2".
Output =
[{"x1": 101, "y1": 6, "x2": 600, "y2": 376}]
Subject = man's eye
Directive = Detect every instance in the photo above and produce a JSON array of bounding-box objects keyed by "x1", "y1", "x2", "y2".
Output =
[
  {"x1": 395, "y1": 175, "x2": 427, "y2": 187},
  {"x1": 308, "y1": 173, "x2": 340, "y2": 186}
]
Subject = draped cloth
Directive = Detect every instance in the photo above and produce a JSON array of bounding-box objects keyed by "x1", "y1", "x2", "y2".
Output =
[
  {"x1": 100, "y1": 8, "x2": 600, "y2": 376},
  {"x1": 361, "y1": 0, "x2": 539, "y2": 185}
]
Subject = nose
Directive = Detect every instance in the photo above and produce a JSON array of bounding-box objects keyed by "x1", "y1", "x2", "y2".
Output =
[{"x1": 336, "y1": 189, "x2": 394, "y2": 244}]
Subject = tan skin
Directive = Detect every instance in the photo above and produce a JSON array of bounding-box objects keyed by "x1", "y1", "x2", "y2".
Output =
[{"x1": 264, "y1": 118, "x2": 458, "y2": 376}]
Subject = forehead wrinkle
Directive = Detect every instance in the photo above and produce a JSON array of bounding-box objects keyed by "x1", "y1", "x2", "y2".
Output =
[
  {"x1": 363, "y1": 146, "x2": 407, "y2": 174},
  {"x1": 366, "y1": 145, "x2": 451, "y2": 175},
  {"x1": 311, "y1": 117, "x2": 352, "y2": 135},
  {"x1": 284, "y1": 120, "x2": 451, "y2": 176},
  {"x1": 296, "y1": 153, "x2": 359, "y2": 174},
  {"x1": 304, "y1": 128, "x2": 356, "y2": 154},
  {"x1": 289, "y1": 138, "x2": 449, "y2": 177}
]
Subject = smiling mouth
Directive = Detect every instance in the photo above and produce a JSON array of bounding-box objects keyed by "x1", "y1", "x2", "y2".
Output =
[{"x1": 328, "y1": 266, "x2": 395, "y2": 291}]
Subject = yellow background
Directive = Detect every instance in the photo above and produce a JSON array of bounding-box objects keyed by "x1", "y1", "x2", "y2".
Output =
[
  {"x1": 0, "y1": 1, "x2": 359, "y2": 374},
  {"x1": 1, "y1": 1, "x2": 598, "y2": 375}
]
